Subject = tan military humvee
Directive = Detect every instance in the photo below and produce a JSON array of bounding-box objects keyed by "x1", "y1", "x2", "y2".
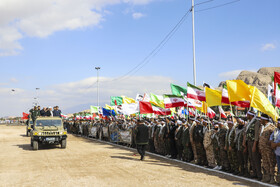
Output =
[{"x1": 30, "y1": 117, "x2": 67, "y2": 150}]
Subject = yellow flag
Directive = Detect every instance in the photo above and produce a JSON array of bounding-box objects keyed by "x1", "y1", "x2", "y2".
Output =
[
  {"x1": 197, "y1": 101, "x2": 207, "y2": 114},
  {"x1": 250, "y1": 86, "x2": 279, "y2": 121},
  {"x1": 226, "y1": 80, "x2": 251, "y2": 102},
  {"x1": 170, "y1": 108, "x2": 176, "y2": 114},
  {"x1": 150, "y1": 93, "x2": 165, "y2": 108},
  {"x1": 205, "y1": 87, "x2": 222, "y2": 107},
  {"x1": 122, "y1": 96, "x2": 136, "y2": 104},
  {"x1": 105, "y1": 104, "x2": 115, "y2": 110}
]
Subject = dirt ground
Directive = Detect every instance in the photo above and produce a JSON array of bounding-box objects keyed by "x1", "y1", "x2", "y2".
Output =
[{"x1": 0, "y1": 125, "x2": 266, "y2": 187}]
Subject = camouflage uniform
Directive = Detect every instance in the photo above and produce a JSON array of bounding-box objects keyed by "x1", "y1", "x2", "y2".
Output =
[
  {"x1": 182, "y1": 125, "x2": 193, "y2": 162},
  {"x1": 189, "y1": 121, "x2": 197, "y2": 162},
  {"x1": 154, "y1": 125, "x2": 160, "y2": 153},
  {"x1": 193, "y1": 123, "x2": 207, "y2": 165},
  {"x1": 259, "y1": 122, "x2": 276, "y2": 182},
  {"x1": 218, "y1": 127, "x2": 230, "y2": 171},
  {"x1": 235, "y1": 125, "x2": 249, "y2": 176},
  {"x1": 212, "y1": 130, "x2": 220, "y2": 167},
  {"x1": 203, "y1": 128, "x2": 216, "y2": 167},
  {"x1": 245, "y1": 117, "x2": 262, "y2": 179},
  {"x1": 175, "y1": 126, "x2": 184, "y2": 160},
  {"x1": 228, "y1": 125, "x2": 239, "y2": 174}
]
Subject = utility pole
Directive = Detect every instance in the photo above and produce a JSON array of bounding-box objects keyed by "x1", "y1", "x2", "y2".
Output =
[
  {"x1": 35, "y1": 88, "x2": 40, "y2": 106},
  {"x1": 191, "y1": 0, "x2": 197, "y2": 86},
  {"x1": 95, "y1": 67, "x2": 101, "y2": 107}
]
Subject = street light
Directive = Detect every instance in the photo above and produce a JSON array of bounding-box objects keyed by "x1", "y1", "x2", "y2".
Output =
[
  {"x1": 95, "y1": 67, "x2": 101, "y2": 107},
  {"x1": 35, "y1": 88, "x2": 40, "y2": 106}
]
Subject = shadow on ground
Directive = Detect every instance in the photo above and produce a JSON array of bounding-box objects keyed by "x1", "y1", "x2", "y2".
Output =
[{"x1": 14, "y1": 144, "x2": 61, "y2": 151}]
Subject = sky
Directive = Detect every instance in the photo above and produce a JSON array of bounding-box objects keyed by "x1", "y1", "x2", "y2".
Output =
[{"x1": 0, "y1": 0, "x2": 279, "y2": 117}]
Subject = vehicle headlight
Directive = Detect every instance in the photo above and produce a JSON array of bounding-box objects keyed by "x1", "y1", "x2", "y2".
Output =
[
  {"x1": 38, "y1": 132, "x2": 41, "y2": 135},
  {"x1": 34, "y1": 132, "x2": 38, "y2": 136},
  {"x1": 60, "y1": 132, "x2": 63, "y2": 135},
  {"x1": 63, "y1": 131, "x2": 67, "y2": 135}
]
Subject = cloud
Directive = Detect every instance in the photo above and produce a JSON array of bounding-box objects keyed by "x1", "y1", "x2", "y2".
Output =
[
  {"x1": 10, "y1": 77, "x2": 18, "y2": 83},
  {"x1": 261, "y1": 43, "x2": 276, "y2": 51},
  {"x1": 218, "y1": 69, "x2": 257, "y2": 80},
  {"x1": 0, "y1": 0, "x2": 156, "y2": 56},
  {"x1": 0, "y1": 75, "x2": 174, "y2": 116},
  {"x1": 132, "y1": 12, "x2": 146, "y2": 19}
]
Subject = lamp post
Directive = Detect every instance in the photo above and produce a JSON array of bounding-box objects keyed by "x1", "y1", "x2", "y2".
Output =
[
  {"x1": 35, "y1": 88, "x2": 40, "y2": 106},
  {"x1": 191, "y1": 0, "x2": 196, "y2": 86},
  {"x1": 95, "y1": 67, "x2": 101, "y2": 107}
]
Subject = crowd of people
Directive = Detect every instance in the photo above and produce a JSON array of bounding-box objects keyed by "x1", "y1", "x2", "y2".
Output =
[
  {"x1": 29, "y1": 106, "x2": 62, "y2": 122},
  {"x1": 65, "y1": 111, "x2": 280, "y2": 185}
]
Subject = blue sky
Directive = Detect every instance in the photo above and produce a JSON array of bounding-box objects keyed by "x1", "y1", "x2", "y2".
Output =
[{"x1": 0, "y1": 0, "x2": 279, "y2": 116}]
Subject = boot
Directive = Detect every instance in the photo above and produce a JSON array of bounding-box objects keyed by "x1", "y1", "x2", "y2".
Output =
[
  {"x1": 269, "y1": 175, "x2": 276, "y2": 184},
  {"x1": 261, "y1": 174, "x2": 270, "y2": 183}
]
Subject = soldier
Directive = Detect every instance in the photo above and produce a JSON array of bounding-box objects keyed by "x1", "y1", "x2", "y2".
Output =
[
  {"x1": 169, "y1": 121, "x2": 178, "y2": 159},
  {"x1": 203, "y1": 119, "x2": 215, "y2": 168},
  {"x1": 29, "y1": 106, "x2": 40, "y2": 124},
  {"x1": 270, "y1": 118, "x2": 280, "y2": 185},
  {"x1": 189, "y1": 117, "x2": 198, "y2": 163},
  {"x1": 153, "y1": 121, "x2": 161, "y2": 154},
  {"x1": 193, "y1": 117, "x2": 207, "y2": 166},
  {"x1": 244, "y1": 110, "x2": 262, "y2": 180},
  {"x1": 235, "y1": 117, "x2": 249, "y2": 177},
  {"x1": 227, "y1": 118, "x2": 239, "y2": 175},
  {"x1": 259, "y1": 114, "x2": 276, "y2": 183},
  {"x1": 212, "y1": 123, "x2": 221, "y2": 170},
  {"x1": 182, "y1": 119, "x2": 193, "y2": 162},
  {"x1": 218, "y1": 121, "x2": 230, "y2": 171}
]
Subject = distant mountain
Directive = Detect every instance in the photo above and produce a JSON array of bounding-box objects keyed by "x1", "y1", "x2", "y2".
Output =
[{"x1": 219, "y1": 67, "x2": 280, "y2": 95}]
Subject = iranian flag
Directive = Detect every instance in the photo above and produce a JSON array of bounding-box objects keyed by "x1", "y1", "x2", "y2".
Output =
[
  {"x1": 222, "y1": 87, "x2": 250, "y2": 107},
  {"x1": 186, "y1": 98, "x2": 202, "y2": 109},
  {"x1": 218, "y1": 106, "x2": 227, "y2": 119},
  {"x1": 187, "y1": 82, "x2": 206, "y2": 101},
  {"x1": 152, "y1": 105, "x2": 171, "y2": 115},
  {"x1": 274, "y1": 72, "x2": 280, "y2": 95},
  {"x1": 164, "y1": 94, "x2": 185, "y2": 108},
  {"x1": 207, "y1": 107, "x2": 216, "y2": 119},
  {"x1": 276, "y1": 84, "x2": 280, "y2": 107},
  {"x1": 189, "y1": 108, "x2": 195, "y2": 116}
]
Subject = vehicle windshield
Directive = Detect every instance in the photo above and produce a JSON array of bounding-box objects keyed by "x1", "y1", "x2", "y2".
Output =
[
  {"x1": 36, "y1": 120, "x2": 62, "y2": 127},
  {"x1": 29, "y1": 121, "x2": 33, "y2": 124}
]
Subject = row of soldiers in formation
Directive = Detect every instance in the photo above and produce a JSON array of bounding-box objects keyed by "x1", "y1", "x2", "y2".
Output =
[{"x1": 64, "y1": 111, "x2": 280, "y2": 185}]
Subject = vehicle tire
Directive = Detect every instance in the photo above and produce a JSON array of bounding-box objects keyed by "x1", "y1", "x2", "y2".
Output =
[
  {"x1": 33, "y1": 141, "x2": 38, "y2": 150},
  {"x1": 61, "y1": 139, "x2": 66, "y2": 149}
]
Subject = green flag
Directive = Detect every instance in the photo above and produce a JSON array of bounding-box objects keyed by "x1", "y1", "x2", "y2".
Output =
[
  {"x1": 170, "y1": 83, "x2": 188, "y2": 96},
  {"x1": 90, "y1": 106, "x2": 99, "y2": 113},
  {"x1": 110, "y1": 96, "x2": 123, "y2": 106},
  {"x1": 150, "y1": 93, "x2": 165, "y2": 108}
]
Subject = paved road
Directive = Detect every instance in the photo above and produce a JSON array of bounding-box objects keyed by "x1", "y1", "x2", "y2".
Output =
[{"x1": 0, "y1": 125, "x2": 263, "y2": 187}]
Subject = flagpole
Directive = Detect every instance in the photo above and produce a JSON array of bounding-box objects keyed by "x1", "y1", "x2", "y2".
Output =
[
  {"x1": 95, "y1": 67, "x2": 101, "y2": 107},
  {"x1": 191, "y1": 0, "x2": 197, "y2": 86}
]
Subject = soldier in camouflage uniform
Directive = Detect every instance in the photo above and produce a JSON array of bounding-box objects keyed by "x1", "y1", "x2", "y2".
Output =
[
  {"x1": 235, "y1": 117, "x2": 249, "y2": 177},
  {"x1": 259, "y1": 114, "x2": 276, "y2": 183},
  {"x1": 244, "y1": 111, "x2": 262, "y2": 180},
  {"x1": 212, "y1": 124, "x2": 220, "y2": 169},
  {"x1": 182, "y1": 120, "x2": 193, "y2": 162},
  {"x1": 203, "y1": 120, "x2": 215, "y2": 168},
  {"x1": 189, "y1": 117, "x2": 198, "y2": 163},
  {"x1": 227, "y1": 119, "x2": 239, "y2": 175},
  {"x1": 193, "y1": 117, "x2": 207, "y2": 166},
  {"x1": 218, "y1": 121, "x2": 230, "y2": 171}
]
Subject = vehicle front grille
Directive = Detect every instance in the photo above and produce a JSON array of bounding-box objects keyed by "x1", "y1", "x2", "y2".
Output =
[{"x1": 42, "y1": 131, "x2": 59, "y2": 135}]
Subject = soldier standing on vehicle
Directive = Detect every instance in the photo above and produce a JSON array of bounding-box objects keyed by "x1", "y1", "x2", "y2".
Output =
[
  {"x1": 30, "y1": 106, "x2": 40, "y2": 123},
  {"x1": 135, "y1": 119, "x2": 149, "y2": 161},
  {"x1": 53, "y1": 106, "x2": 62, "y2": 117}
]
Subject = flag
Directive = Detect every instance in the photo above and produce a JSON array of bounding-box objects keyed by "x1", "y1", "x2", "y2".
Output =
[
  {"x1": 226, "y1": 80, "x2": 251, "y2": 102},
  {"x1": 122, "y1": 103, "x2": 139, "y2": 115},
  {"x1": 219, "y1": 106, "x2": 227, "y2": 119},
  {"x1": 221, "y1": 87, "x2": 250, "y2": 107},
  {"x1": 142, "y1": 93, "x2": 151, "y2": 102},
  {"x1": 186, "y1": 98, "x2": 202, "y2": 108},
  {"x1": 207, "y1": 107, "x2": 216, "y2": 119},
  {"x1": 268, "y1": 84, "x2": 273, "y2": 104},
  {"x1": 164, "y1": 94, "x2": 185, "y2": 108},
  {"x1": 189, "y1": 108, "x2": 195, "y2": 116},
  {"x1": 139, "y1": 101, "x2": 153, "y2": 114},
  {"x1": 250, "y1": 86, "x2": 279, "y2": 121},
  {"x1": 150, "y1": 93, "x2": 164, "y2": 108},
  {"x1": 196, "y1": 101, "x2": 207, "y2": 114},
  {"x1": 110, "y1": 96, "x2": 123, "y2": 106},
  {"x1": 85, "y1": 113, "x2": 91, "y2": 120},
  {"x1": 187, "y1": 82, "x2": 206, "y2": 101},
  {"x1": 274, "y1": 72, "x2": 280, "y2": 95},
  {"x1": 102, "y1": 108, "x2": 116, "y2": 116},
  {"x1": 122, "y1": 96, "x2": 136, "y2": 104},
  {"x1": 22, "y1": 112, "x2": 29, "y2": 120},
  {"x1": 152, "y1": 105, "x2": 171, "y2": 115},
  {"x1": 105, "y1": 104, "x2": 115, "y2": 111},
  {"x1": 90, "y1": 106, "x2": 99, "y2": 113},
  {"x1": 135, "y1": 94, "x2": 144, "y2": 102},
  {"x1": 276, "y1": 84, "x2": 280, "y2": 107},
  {"x1": 205, "y1": 87, "x2": 222, "y2": 107},
  {"x1": 170, "y1": 83, "x2": 187, "y2": 96}
]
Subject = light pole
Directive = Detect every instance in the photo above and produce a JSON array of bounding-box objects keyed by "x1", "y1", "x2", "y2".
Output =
[
  {"x1": 35, "y1": 88, "x2": 40, "y2": 106},
  {"x1": 95, "y1": 67, "x2": 101, "y2": 107},
  {"x1": 191, "y1": 0, "x2": 196, "y2": 86}
]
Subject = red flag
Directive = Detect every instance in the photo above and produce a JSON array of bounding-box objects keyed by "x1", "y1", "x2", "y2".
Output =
[
  {"x1": 139, "y1": 101, "x2": 153, "y2": 114},
  {"x1": 22, "y1": 112, "x2": 29, "y2": 120},
  {"x1": 274, "y1": 72, "x2": 280, "y2": 95}
]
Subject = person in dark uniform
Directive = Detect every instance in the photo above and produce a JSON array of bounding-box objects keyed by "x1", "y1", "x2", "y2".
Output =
[{"x1": 135, "y1": 119, "x2": 149, "y2": 161}]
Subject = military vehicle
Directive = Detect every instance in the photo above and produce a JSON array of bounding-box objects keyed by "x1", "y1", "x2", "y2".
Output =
[
  {"x1": 26, "y1": 119, "x2": 33, "y2": 137},
  {"x1": 30, "y1": 117, "x2": 67, "y2": 150}
]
